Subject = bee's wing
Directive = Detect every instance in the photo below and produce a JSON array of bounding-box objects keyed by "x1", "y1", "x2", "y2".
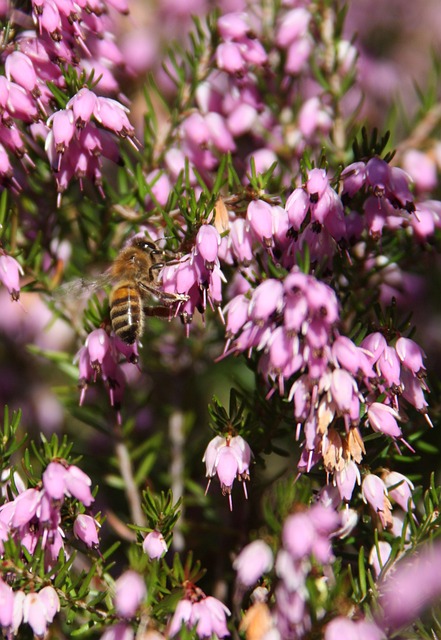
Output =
[{"x1": 54, "y1": 273, "x2": 113, "y2": 301}]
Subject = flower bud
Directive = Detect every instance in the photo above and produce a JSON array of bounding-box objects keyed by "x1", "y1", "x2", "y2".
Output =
[
  {"x1": 143, "y1": 530, "x2": 168, "y2": 559},
  {"x1": 74, "y1": 514, "x2": 100, "y2": 547},
  {"x1": 0, "y1": 255, "x2": 24, "y2": 300}
]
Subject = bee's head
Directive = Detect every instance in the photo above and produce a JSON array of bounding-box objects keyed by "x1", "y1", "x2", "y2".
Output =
[{"x1": 131, "y1": 237, "x2": 161, "y2": 255}]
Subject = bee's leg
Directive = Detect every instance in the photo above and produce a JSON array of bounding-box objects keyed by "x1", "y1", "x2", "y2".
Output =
[
  {"x1": 139, "y1": 282, "x2": 189, "y2": 304},
  {"x1": 144, "y1": 305, "x2": 177, "y2": 319},
  {"x1": 149, "y1": 262, "x2": 164, "y2": 280}
]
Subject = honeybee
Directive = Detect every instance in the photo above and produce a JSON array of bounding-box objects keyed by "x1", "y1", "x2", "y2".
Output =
[{"x1": 58, "y1": 237, "x2": 187, "y2": 345}]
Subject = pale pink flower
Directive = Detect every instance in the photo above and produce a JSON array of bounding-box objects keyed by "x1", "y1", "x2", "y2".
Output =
[
  {"x1": 335, "y1": 460, "x2": 361, "y2": 502},
  {"x1": 11, "y1": 488, "x2": 42, "y2": 528},
  {"x1": 362, "y1": 474, "x2": 391, "y2": 527},
  {"x1": 203, "y1": 435, "x2": 252, "y2": 510},
  {"x1": 216, "y1": 41, "x2": 246, "y2": 74},
  {"x1": 195, "y1": 225, "x2": 221, "y2": 268},
  {"x1": 0, "y1": 578, "x2": 14, "y2": 628},
  {"x1": 276, "y1": 8, "x2": 310, "y2": 47},
  {"x1": 246, "y1": 199, "x2": 274, "y2": 246},
  {"x1": 403, "y1": 149, "x2": 437, "y2": 193},
  {"x1": 169, "y1": 593, "x2": 230, "y2": 638},
  {"x1": 217, "y1": 12, "x2": 249, "y2": 40},
  {"x1": 285, "y1": 187, "x2": 309, "y2": 230},
  {"x1": 23, "y1": 587, "x2": 59, "y2": 638},
  {"x1": 383, "y1": 471, "x2": 414, "y2": 511},
  {"x1": 377, "y1": 543, "x2": 441, "y2": 631},
  {"x1": 114, "y1": 571, "x2": 146, "y2": 618},
  {"x1": 100, "y1": 623, "x2": 134, "y2": 640},
  {"x1": 369, "y1": 541, "x2": 392, "y2": 578},
  {"x1": 64, "y1": 464, "x2": 94, "y2": 506},
  {"x1": 143, "y1": 530, "x2": 168, "y2": 559},
  {"x1": 42, "y1": 461, "x2": 67, "y2": 501},
  {"x1": 73, "y1": 514, "x2": 100, "y2": 547},
  {"x1": 85, "y1": 328, "x2": 111, "y2": 367},
  {"x1": 0, "y1": 254, "x2": 24, "y2": 300},
  {"x1": 5, "y1": 51, "x2": 38, "y2": 94},
  {"x1": 233, "y1": 540, "x2": 274, "y2": 587},
  {"x1": 325, "y1": 616, "x2": 385, "y2": 640}
]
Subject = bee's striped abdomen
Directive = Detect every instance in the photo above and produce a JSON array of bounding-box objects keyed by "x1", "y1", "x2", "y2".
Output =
[{"x1": 110, "y1": 285, "x2": 143, "y2": 344}]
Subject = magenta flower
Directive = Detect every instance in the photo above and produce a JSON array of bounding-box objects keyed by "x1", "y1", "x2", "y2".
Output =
[
  {"x1": 341, "y1": 161, "x2": 367, "y2": 198},
  {"x1": 85, "y1": 329, "x2": 112, "y2": 368},
  {"x1": 395, "y1": 336, "x2": 426, "y2": 374},
  {"x1": 367, "y1": 403, "x2": 410, "y2": 448},
  {"x1": 114, "y1": 571, "x2": 146, "y2": 619},
  {"x1": 248, "y1": 279, "x2": 284, "y2": 323},
  {"x1": 67, "y1": 88, "x2": 97, "y2": 128},
  {"x1": 233, "y1": 540, "x2": 274, "y2": 587},
  {"x1": 93, "y1": 97, "x2": 135, "y2": 141},
  {"x1": 142, "y1": 530, "x2": 168, "y2": 559},
  {"x1": 5, "y1": 51, "x2": 38, "y2": 95}
]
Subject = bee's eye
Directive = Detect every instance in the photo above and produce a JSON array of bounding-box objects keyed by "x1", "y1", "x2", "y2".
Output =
[{"x1": 141, "y1": 241, "x2": 156, "y2": 252}]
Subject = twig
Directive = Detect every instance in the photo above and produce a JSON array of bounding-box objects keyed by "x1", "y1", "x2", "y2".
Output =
[{"x1": 114, "y1": 428, "x2": 146, "y2": 527}]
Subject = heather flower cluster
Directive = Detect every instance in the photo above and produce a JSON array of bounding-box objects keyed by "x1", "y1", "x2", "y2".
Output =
[
  {"x1": 76, "y1": 327, "x2": 139, "y2": 421},
  {"x1": 0, "y1": 0, "x2": 134, "y2": 202},
  {"x1": 234, "y1": 502, "x2": 345, "y2": 639},
  {"x1": 0, "y1": 579, "x2": 60, "y2": 639},
  {"x1": 0, "y1": 460, "x2": 98, "y2": 637},
  {"x1": 169, "y1": 585, "x2": 230, "y2": 639},
  {"x1": 144, "y1": 5, "x2": 358, "y2": 207},
  {"x1": 0, "y1": 461, "x2": 96, "y2": 565}
]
